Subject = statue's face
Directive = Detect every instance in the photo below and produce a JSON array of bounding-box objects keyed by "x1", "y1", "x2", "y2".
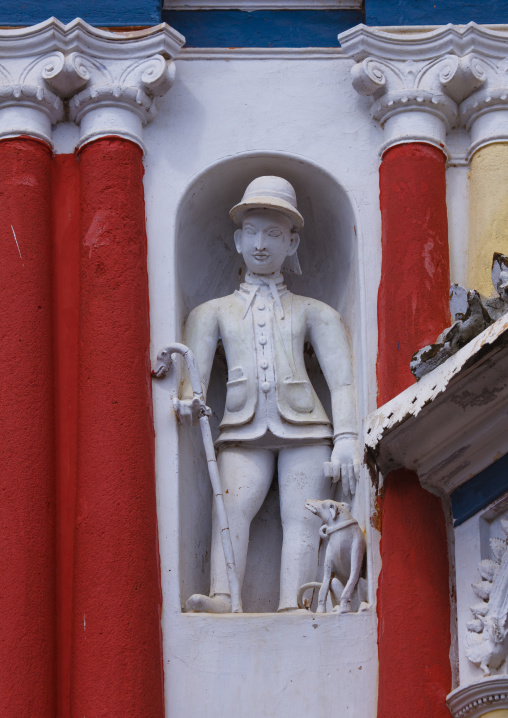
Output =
[{"x1": 234, "y1": 209, "x2": 300, "y2": 275}]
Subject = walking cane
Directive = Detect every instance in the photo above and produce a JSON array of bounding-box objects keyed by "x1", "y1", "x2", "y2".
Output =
[{"x1": 152, "y1": 342, "x2": 243, "y2": 613}]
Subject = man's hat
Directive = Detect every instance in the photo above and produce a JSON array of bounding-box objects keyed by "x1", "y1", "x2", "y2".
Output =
[{"x1": 229, "y1": 176, "x2": 304, "y2": 230}]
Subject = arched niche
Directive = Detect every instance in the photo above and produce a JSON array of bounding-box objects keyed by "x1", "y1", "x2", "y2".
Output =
[{"x1": 175, "y1": 151, "x2": 361, "y2": 613}]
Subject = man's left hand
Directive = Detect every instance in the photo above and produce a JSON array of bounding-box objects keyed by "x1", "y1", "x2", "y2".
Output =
[{"x1": 328, "y1": 437, "x2": 361, "y2": 497}]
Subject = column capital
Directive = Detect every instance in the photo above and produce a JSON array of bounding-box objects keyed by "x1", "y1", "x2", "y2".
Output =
[
  {"x1": 339, "y1": 23, "x2": 487, "y2": 156},
  {"x1": 66, "y1": 21, "x2": 184, "y2": 151},
  {"x1": 0, "y1": 18, "x2": 185, "y2": 150},
  {"x1": 456, "y1": 27, "x2": 508, "y2": 157},
  {"x1": 447, "y1": 677, "x2": 508, "y2": 718},
  {"x1": 0, "y1": 21, "x2": 81, "y2": 145}
]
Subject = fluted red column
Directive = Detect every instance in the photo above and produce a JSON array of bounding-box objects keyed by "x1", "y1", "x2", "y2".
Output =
[
  {"x1": 0, "y1": 138, "x2": 56, "y2": 716},
  {"x1": 70, "y1": 138, "x2": 164, "y2": 717},
  {"x1": 376, "y1": 143, "x2": 452, "y2": 718}
]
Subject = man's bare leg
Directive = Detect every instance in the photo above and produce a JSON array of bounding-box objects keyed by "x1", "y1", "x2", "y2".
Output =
[
  {"x1": 185, "y1": 445, "x2": 275, "y2": 613},
  {"x1": 278, "y1": 444, "x2": 332, "y2": 611}
]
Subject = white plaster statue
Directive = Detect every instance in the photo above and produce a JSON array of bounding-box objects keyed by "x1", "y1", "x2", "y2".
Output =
[
  {"x1": 297, "y1": 499, "x2": 366, "y2": 614},
  {"x1": 175, "y1": 176, "x2": 361, "y2": 613}
]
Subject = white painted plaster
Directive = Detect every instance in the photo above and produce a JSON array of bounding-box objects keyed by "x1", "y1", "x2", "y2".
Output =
[
  {"x1": 52, "y1": 121, "x2": 80, "y2": 154},
  {"x1": 446, "y1": 161, "x2": 470, "y2": 287},
  {"x1": 145, "y1": 53, "x2": 382, "y2": 717}
]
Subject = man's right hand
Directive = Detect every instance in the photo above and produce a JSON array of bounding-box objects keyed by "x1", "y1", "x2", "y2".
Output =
[{"x1": 173, "y1": 397, "x2": 209, "y2": 427}]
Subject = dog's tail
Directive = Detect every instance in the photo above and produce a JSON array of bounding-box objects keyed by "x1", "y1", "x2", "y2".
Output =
[{"x1": 297, "y1": 582, "x2": 322, "y2": 610}]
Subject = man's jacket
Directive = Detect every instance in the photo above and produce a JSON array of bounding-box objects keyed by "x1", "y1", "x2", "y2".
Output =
[{"x1": 180, "y1": 280, "x2": 357, "y2": 437}]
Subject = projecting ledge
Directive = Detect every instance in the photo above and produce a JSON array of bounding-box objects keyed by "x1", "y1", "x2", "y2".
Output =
[{"x1": 364, "y1": 313, "x2": 508, "y2": 496}]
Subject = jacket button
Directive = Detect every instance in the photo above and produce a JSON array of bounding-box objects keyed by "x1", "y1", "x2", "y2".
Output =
[
  {"x1": 258, "y1": 303, "x2": 266, "y2": 311},
  {"x1": 260, "y1": 360, "x2": 268, "y2": 370},
  {"x1": 261, "y1": 381, "x2": 271, "y2": 393},
  {"x1": 259, "y1": 336, "x2": 267, "y2": 345},
  {"x1": 258, "y1": 320, "x2": 266, "y2": 327}
]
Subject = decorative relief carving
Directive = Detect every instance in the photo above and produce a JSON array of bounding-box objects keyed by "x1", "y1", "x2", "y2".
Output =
[
  {"x1": 447, "y1": 676, "x2": 508, "y2": 718},
  {"x1": 465, "y1": 518, "x2": 508, "y2": 676},
  {"x1": 0, "y1": 51, "x2": 82, "y2": 142},
  {"x1": 68, "y1": 55, "x2": 176, "y2": 126},
  {"x1": 460, "y1": 56, "x2": 508, "y2": 153},
  {"x1": 0, "y1": 18, "x2": 184, "y2": 145},
  {"x1": 339, "y1": 22, "x2": 508, "y2": 156},
  {"x1": 351, "y1": 55, "x2": 465, "y2": 129}
]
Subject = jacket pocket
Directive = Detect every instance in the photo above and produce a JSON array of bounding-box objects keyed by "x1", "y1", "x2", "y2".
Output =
[
  {"x1": 282, "y1": 379, "x2": 315, "y2": 413},
  {"x1": 225, "y1": 377, "x2": 248, "y2": 413}
]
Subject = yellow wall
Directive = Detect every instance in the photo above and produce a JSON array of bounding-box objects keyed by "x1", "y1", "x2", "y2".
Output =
[{"x1": 468, "y1": 143, "x2": 508, "y2": 296}]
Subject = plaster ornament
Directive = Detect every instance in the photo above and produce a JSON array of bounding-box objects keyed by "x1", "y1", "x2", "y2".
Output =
[
  {"x1": 465, "y1": 518, "x2": 508, "y2": 676},
  {"x1": 411, "y1": 253, "x2": 508, "y2": 380},
  {"x1": 339, "y1": 23, "x2": 508, "y2": 157},
  {"x1": 171, "y1": 176, "x2": 361, "y2": 614},
  {"x1": 0, "y1": 18, "x2": 184, "y2": 147},
  {"x1": 297, "y1": 499, "x2": 366, "y2": 614}
]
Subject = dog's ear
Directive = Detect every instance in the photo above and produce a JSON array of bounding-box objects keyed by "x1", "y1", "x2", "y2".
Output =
[
  {"x1": 343, "y1": 502, "x2": 351, "y2": 513},
  {"x1": 328, "y1": 503, "x2": 338, "y2": 520}
]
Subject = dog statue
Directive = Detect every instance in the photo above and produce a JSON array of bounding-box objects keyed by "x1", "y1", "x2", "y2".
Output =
[{"x1": 297, "y1": 499, "x2": 366, "y2": 614}]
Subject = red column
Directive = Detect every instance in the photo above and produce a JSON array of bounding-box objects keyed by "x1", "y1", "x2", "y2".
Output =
[
  {"x1": 377, "y1": 143, "x2": 451, "y2": 406},
  {"x1": 376, "y1": 143, "x2": 452, "y2": 718},
  {"x1": 52, "y1": 154, "x2": 80, "y2": 718},
  {"x1": 0, "y1": 138, "x2": 56, "y2": 716},
  {"x1": 70, "y1": 138, "x2": 164, "y2": 717}
]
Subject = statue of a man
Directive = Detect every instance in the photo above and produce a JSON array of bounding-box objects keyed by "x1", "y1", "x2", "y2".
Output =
[{"x1": 176, "y1": 176, "x2": 361, "y2": 613}]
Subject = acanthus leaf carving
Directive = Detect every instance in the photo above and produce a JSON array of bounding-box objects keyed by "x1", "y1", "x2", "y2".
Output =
[
  {"x1": 0, "y1": 18, "x2": 185, "y2": 145},
  {"x1": 0, "y1": 52, "x2": 73, "y2": 126},
  {"x1": 351, "y1": 54, "x2": 464, "y2": 129},
  {"x1": 340, "y1": 23, "x2": 508, "y2": 155},
  {"x1": 69, "y1": 53, "x2": 176, "y2": 128}
]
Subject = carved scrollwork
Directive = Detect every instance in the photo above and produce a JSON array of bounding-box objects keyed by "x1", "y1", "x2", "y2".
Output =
[
  {"x1": 351, "y1": 58, "x2": 395, "y2": 96},
  {"x1": 459, "y1": 56, "x2": 508, "y2": 129},
  {"x1": 0, "y1": 18, "x2": 184, "y2": 146},
  {"x1": 69, "y1": 53, "x2": 175, "y2": 126},
  {"x1": 350, "y1": 54, "x2": 462, "y2": 129},
  {"x1": 0, "y1": 52, "x2": 76, "y2": 123}
]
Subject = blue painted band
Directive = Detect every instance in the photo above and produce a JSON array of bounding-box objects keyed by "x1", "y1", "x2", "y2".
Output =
[
  {"x1": 161, "y1": 10, "x2": 364, "y2": 47},
  {"x1": 451, "y1": 452, "x2": 508, "y2": 527},
  {"x1": 366, "y1": 0, "x2": 508, "y2": 26},
  {"x1": 0, "y1": 0, "x2": 161, "y2": 27}
]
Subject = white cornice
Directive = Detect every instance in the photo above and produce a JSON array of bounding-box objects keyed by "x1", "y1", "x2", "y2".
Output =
[
  {"x1": 0, "y1": 17, "x2": 185, "y2": 60},
  {"x1": 339, "y1": 23, "x2": 508, "y2": 63},
  {"x1": 178, "y1": 47, "x2": 345, "y2": 60},
  {"x1": 447, "y1": 677, "x2": 508, "y2": 717},
  {"x1": 364, "y1": 314, "x2": 508, "y2": 496}
]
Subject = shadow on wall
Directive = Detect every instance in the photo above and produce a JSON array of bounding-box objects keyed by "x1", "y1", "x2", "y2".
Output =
[{"x1": 175, "y1": 151, "x2": 360, "y2": 613}]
